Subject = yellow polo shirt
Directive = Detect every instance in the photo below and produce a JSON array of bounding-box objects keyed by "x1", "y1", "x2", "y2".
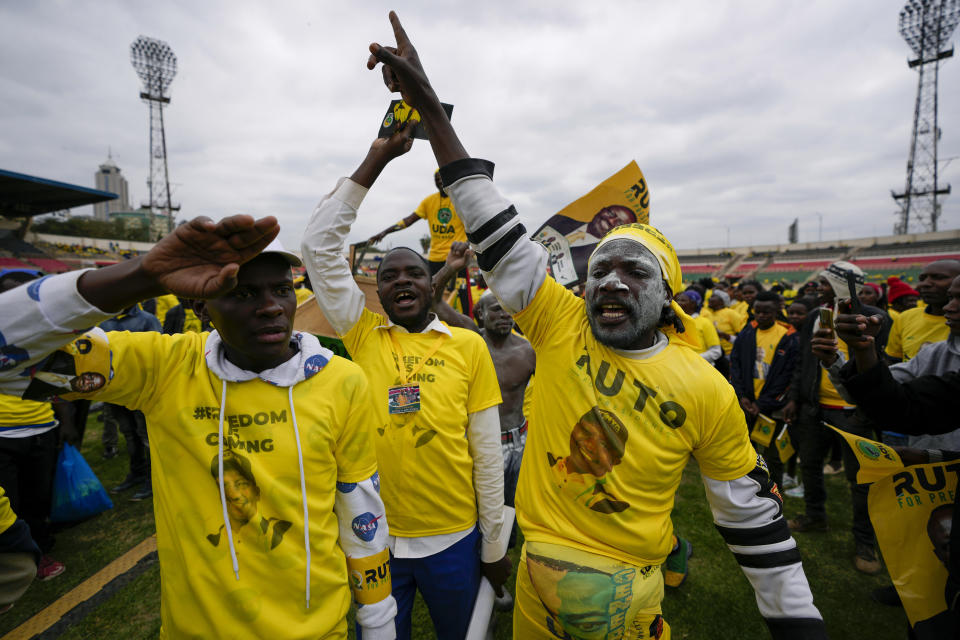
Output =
[
  {"x1": 340, "y1": 309, "x2": 501, "y2": 536},
  {"x1": 514, "y1": 276, "x2": 756, "y2": 567},
  {"x1": 885, "y1": 307, "x2": 949, "y2": 361}
]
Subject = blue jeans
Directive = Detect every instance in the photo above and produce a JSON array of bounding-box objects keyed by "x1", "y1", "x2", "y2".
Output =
[{"x1": 357, "y1": 526, "x2": 482, "y2": 640}]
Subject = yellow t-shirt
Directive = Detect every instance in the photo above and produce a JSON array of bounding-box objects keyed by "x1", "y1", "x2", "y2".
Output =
[
  {"x1": 55, "y1": 331, "x2": 378, "y2": 640},
  {"x1": 819, "y1": 337, "x2": 853, "y2": 408},
  {"x1": 885, "y1": 306, "x2": 949, "y2": 361},
  {"x1": 415, "y1": 193, "x2": 467, "y2": 262},
  {"x1": 753, "y1": 324, "x2": 790, "y2": 397},
  {"x1": 0, "y1": 487, "x2": 16, "y2": 535},
  {"x1": 340, "y1": 310, "x2": 501, "y2": 537},
  {"x1": 702, "y1": 307, "x2": 744, "y2": 355},
  {"x1": 154, "y1": 293, "x2": 179, "y2": 324},
  {"x1": 513, "y1": 277, "x2": 756, "y2": 567},
  {"x1": 522, "y1": 373, "x2": 535, "y2": 423},
  {"x1": 693, "y1": 316, "x2": 720, "y2": 352},
  {"x1": 0, "y1": 392, "x2": 55, "y2": 431}
]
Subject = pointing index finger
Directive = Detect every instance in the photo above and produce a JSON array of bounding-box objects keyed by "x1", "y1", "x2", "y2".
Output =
[{"x1": 389, "y1": 11, "x2": 411, "y2": 48}]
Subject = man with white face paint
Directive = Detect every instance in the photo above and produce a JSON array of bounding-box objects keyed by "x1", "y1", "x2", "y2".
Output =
[{"x1": 364, "y1": 12, "x2": 827, "y2": 639}]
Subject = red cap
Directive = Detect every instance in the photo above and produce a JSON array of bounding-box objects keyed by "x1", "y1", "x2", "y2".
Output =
[{"x1": 886, "y1": 276, "x2": 919, "y2": 303}]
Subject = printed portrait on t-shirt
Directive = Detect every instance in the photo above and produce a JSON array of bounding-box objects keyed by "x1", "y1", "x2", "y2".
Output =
[
  {"x1": 547, "y1": 407, "x2": 629, "y2": 514},
  {"x1": 206, "y1": 452, "x2": 292, "y2": 553}
]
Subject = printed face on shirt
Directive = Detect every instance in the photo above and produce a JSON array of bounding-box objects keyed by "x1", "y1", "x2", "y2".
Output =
[
  {"x1": 202, "y1": 254, "x2": 297, "y2": 371},
  {"x1": 585, "y1": 240, "x2": 668, "y2": 350},
  {"x1": 223, "y1": 469, "x2": 260, "y2": 524},
  {"x1": 566, "y1": 409, "x2": 628, "y2": 477},
  {"x1": 586, "y1": 206, "x2": 636, "y2": 239},
  {"x1": 377, "y1": 248, "x2": 433, "y2": 330},
  {"x1": 70, "y1": 371, "x2": 105, "y2": 393}
]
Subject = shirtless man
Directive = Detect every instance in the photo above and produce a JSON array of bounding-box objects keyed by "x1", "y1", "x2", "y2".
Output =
[{"x1": 432, "y1": 242, "x2": 535, "y2": 509}]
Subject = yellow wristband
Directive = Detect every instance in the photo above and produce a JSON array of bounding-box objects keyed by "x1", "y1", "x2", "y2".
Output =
[
  {"x1": 395, "y1": 219, "x2": 407, "y2": 230},
  {"x1": 347, "y1": 548, "x2": 391, "y2": 605}
]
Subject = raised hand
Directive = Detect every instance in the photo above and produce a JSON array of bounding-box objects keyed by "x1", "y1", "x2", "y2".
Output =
[
  {"x1": 367, "y1": 11, "x2": 434, "y2": 110},
  {"x1": 369, "y1": 117, "x2": 417, "y2": 161},
  {"x1": 445, "y1": 241, "x2": 473, "y2": 272},
  {"x1": 141, "y1": 215, "x2": 280, "y2": 298}
]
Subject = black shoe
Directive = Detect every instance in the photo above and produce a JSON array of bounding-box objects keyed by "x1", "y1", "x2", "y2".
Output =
[
  {"x1": 102, "y1": 446, "x2": 118, "y2": 460},
  {"x1": 111, "y1": 477, "x2": 141, "y2": 494},
  {"x1": 787, "y1": 514, "x2": 828, "y2": 533},
  {"x1": 130, "y1": 487, "x2": 153, "y2": 501},
  {"x1": 871, "y1": 585, "x2": 902, "y2": 607}
]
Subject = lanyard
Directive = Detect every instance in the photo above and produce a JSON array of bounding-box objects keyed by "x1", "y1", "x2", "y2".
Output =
[{"x1": 388, "y1": 329, "x2": 447, "y2": 385}]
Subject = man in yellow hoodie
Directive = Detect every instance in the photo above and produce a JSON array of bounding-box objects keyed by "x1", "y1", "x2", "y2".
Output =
[
  {"x1": 0, "y1": 216, "x2": 397, "y2": 639},
  {"x1": 363, "y1": 13, "x2": 827, "y2": 638}
]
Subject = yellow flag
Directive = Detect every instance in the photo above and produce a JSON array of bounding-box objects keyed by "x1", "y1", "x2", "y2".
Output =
[
  {"x1": 750, "y1": 414, "x2": 776, "y2": 448},
  {"x1": 775, "y1": 426, "x2": 795, "y2": 463},
  {"x1": 532, "y1": 161, "x2": 650, "y2": 286},
  {"x1": 827, "y1": 424, "x2": 903, "y2": 483},
  {"x1": 868, "y1": 462, "x2": 955, "y2": 627}
]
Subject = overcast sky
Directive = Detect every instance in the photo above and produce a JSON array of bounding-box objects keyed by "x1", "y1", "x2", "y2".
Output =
[{"x1": 1, "y1": 1, "x2": 958, "y2": 252}]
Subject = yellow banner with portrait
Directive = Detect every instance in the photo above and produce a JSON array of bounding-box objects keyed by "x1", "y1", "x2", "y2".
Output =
[
  {"x1": 532, "y1": 162, "x2": 650, "y2": 286},
  {"x1": 868, "y1": 462, "x2": 956, "y2": 634}
]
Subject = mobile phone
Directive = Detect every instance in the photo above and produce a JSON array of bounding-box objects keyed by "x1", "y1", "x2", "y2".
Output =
[
  {"x1": 846, "y1": 271, "x2": 864, "y2": 314},
  {"x1": 819, "y1": 307, "x2": 834, "y2": 333}
]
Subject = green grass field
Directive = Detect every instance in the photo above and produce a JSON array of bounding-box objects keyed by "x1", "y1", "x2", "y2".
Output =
[{"x1": 0, "y1": 412, "x2": 911, "y2": 639}]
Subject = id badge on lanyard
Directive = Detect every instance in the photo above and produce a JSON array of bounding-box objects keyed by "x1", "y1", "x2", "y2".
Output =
[{"x1": 387, "y1": 330, "x2": 446, "y2": 415}]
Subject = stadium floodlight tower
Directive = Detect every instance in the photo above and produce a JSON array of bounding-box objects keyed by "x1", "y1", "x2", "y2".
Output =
[
  {"x1": 130, "y1": 35, "x2": 178, "y2": 236},
  {"x1": 892, "y1": 0, "x2": 960, "y2": 234}
]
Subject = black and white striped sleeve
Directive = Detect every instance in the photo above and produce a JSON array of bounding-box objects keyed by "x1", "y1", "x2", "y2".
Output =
[
  {"x1": 701, "y1": 459, "x2": 828, "y2": 640},
  {"x1": 439, "y1": 159, "x2": 547, "y2": 315}
]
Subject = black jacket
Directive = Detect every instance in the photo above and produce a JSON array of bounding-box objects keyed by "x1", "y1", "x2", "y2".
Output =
[
  {"x1": 788, "y1": 304, "x2": 890, "y2": 408},
  {"x1": 730, "y1": 320, "x2": 798, "y2": 414}
]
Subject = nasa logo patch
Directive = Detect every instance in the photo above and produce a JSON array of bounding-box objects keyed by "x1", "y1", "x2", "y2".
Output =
[{"x1": 352, "y1": 512, "x2": 383, "y2": 542}]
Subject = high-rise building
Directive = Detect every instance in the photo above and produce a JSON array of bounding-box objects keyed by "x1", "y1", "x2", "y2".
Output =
[{"x1": 93, "y1": 153, "x2": 130, "y2": 220}]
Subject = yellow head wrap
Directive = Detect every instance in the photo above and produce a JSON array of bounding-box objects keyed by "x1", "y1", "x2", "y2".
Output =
[{"x1": 587, "y1": 223, "x2": 700, "y2": 350}]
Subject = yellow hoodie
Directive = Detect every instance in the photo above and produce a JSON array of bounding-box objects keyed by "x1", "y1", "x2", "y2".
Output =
[{"x1": 26, "y1": 329, "x2": 392, "y2": 639}]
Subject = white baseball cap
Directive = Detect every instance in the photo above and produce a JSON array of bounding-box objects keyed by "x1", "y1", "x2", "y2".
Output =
[{"x1": 261, "y1": 237, "x2": 302, "y2": 267}]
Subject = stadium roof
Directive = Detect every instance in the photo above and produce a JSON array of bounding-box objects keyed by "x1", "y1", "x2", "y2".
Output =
[{"x1": 0, "y1": 168, "x2": 117, "y2": 218}]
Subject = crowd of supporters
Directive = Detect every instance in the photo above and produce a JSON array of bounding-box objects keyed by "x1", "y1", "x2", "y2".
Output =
[{"x1": 0, "y1": 12, "x2": 958, "y2": 640}]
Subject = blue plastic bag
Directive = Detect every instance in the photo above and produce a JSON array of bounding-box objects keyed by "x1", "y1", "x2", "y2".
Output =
[{"x1": 50, "y1": 443, "x2": 113, "y2": 523}]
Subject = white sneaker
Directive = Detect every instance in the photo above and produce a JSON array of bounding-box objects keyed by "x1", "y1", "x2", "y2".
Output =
[
  {"x1": 781, "y1": 474, "x2": 799, "y2": 490},
  {"x1": 784, "y1": 485, "x2": 804, "y2": 498}
]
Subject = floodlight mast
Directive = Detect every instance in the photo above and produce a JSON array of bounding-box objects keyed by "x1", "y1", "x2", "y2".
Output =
[
  {"x1": 130, "y1": 36, "x2": 179, "y2": 237},
  {"x1": 892, "y1": 0, "x2": 960, "y2": 234}
]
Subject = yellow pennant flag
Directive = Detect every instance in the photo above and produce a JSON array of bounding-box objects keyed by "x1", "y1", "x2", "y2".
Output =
[
  {"x1": 532, "y1": 161, "x2": 650, "y2": 286},
  {"x1": 868, "y1": 462, "x2": 956, "y2": 629},
  {"x1": 750, "y1": 414, "x2": 776, "y2": 448},
  {"x1": 775, "y1": 426, "x2": 795, "y2": 463},
  {"x1": 827, "y1": 424, "x2": 903, "y2": 483}
]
